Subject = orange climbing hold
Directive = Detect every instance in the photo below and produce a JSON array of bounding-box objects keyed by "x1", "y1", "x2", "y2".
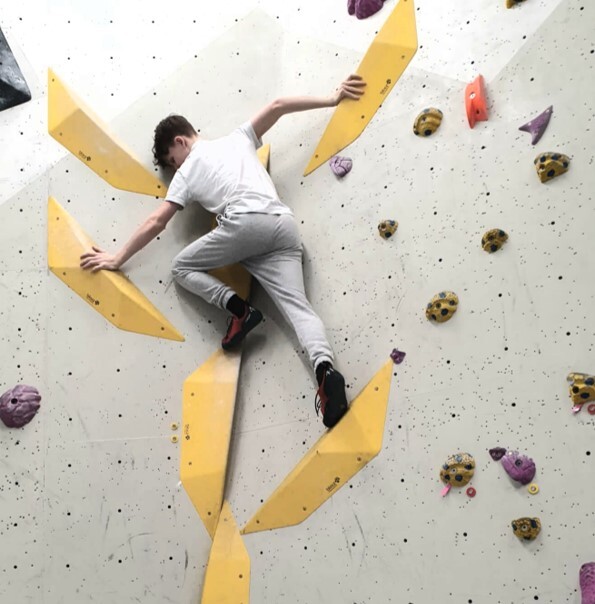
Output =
[{"x1": 465, "y1": 75, "x2": 488, "y2": 129}]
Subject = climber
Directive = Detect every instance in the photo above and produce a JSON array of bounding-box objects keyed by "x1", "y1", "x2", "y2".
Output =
[{"x1": 80, "y1": 74, "x2": 366, "y2": 428}]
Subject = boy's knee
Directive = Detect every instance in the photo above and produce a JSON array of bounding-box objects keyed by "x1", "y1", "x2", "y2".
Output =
[{"x1": 171, "y1": 253, "x2": 185, "y2": 280}]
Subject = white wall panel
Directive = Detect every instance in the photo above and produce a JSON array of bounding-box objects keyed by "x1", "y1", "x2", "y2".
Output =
[{"x1": 1, "y1": 0, "x2": 593, "y2": 603}]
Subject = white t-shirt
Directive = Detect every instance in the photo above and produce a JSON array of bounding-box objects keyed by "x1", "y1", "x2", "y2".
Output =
[{"x1": 165, "y1": 121, "x2": 292, "y2": 217}]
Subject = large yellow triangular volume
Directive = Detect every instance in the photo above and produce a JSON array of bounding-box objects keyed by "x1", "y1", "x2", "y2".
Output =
[
  {"x1": 201, "y1": 501, "x2": 250, "y2": 604},
  {"x1": 181, "y1": 350, "x2": 242, "y2": 538},
  {"x1": 48, "y1": 69, "x2": 166, "y2": 197},
  {"x1": 208, "y1": 144, "x2": 270, "y2": 299},
  {"x1": 47, "y1": 197, "x2": 184, "y2": 341},
  {"x1": 304, "y1": 0, "x2": 417, "y2": 175},
  {"x1": 242, "y1": 360, "x2": 394, "y2": 534}
]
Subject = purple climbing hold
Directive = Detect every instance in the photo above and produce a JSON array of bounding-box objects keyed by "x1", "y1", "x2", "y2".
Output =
[
  {"x1": 501, "y1": 450, "x2": 536, "y2": 485},
  {"x1": 355, "y1": 0, "x2": 384, "y2": 19},
  {"x1": 390, "y1": 348, "x2": 406, "y2": 364},
  {"x1": 348, "y1": 0, "x2": 356, "y2": 16},
  {"x1": 329, "y1": 155, "x2": 353, "y2": 177},
  {"x1": 580, "y1": 562, "x2": 595, "y2": 604},
  {"x1": 0, "y1": 384, "x2": 41, "y2": 428},
  {"x1": 519, "y1": 105, "x2": 553, "y2": 145},
  {"x1": 489, "y1": 447, "x2": 507, "y2": 461}
]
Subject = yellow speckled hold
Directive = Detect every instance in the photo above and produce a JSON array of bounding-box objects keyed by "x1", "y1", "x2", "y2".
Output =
[
  {"x1": 512, "y1": 517, "x2": 541, "y2": 541},
  {"x1": 440, "y1": 452, "x2": 475, "y2": 487},
  {"x1": 567, "y1": 372, "x2": 595, "y2": 407},
  {"x1": 413, "y1": 107, "x2": 443, "y2": 137},
  {"x1": 426, "y1": 291, "x2": 459, "y2": 323},
  {"x1": 527, "y1": 483, "x2": 539, "y2": 495},
  {"x1": 506, "y1": 0, "x2": 528, "y2": 8},
  {"x1": 534, "y1": 151, "x2": 570, "y2": 183},
  {"x1": 482, "y1": 229, "x2": 508, "y2": 253},
  {"x1": 378, "y1": 219, "x2": 398, "y2": 239}
]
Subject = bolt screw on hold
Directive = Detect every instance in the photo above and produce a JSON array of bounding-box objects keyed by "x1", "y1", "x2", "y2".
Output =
[
  {"x1": 170, "y1": 435, "x2": 179, "y2": 444},
  {"x1": 170, "y1": 422, "x2": 179, "y2": 431}
]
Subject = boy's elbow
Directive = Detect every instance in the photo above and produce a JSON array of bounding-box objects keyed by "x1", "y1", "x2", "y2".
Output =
[
  {"x1": 150, "y1": 215, "x2": 169, "y2": 231},
  {"x1": 270, "y1": 98, "x2": 286, "y2": 117}
]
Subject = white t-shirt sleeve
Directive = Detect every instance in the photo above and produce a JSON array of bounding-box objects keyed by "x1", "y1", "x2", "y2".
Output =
[
  {"x1": 165, "y1": 171, "x2": 190, "y2": 209},
  {"x1": 236, "y1": 121, "x2": 263, "y2": 150}
]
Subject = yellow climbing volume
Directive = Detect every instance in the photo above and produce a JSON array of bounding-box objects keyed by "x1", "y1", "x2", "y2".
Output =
[
  {"x1": 201, "y1": 501, "x2": 250, "y2": 604},
  {"x1": 47, "y1": 196, "x2": 184, "y2": 341},
  {"x1": 304, "y1": 0, "x2": 418, "y2": 175},
  {"x1": 180, "y1": 350, "x2": 242, "y2": 538},
  {"x1": 48, "y1": 69, "x2": 166, "y2": 197},
  {"x1": 242, "y1": 360, "x2": 394, "y2": 534}
]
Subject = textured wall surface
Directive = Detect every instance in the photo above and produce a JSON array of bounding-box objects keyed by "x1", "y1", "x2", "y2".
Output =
[{"x1": 1, "y1": 0, "x2": 594, "y2": 603}]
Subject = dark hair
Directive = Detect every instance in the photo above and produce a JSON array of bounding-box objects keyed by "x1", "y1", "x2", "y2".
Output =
[{"x1": 152, "y1": 114, "x2": 197, "y2": 168}]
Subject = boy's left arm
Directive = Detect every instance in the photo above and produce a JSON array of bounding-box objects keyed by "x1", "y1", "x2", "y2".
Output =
[{"x1": 250, "y1": 74, "x2": 365, "y2": 139}]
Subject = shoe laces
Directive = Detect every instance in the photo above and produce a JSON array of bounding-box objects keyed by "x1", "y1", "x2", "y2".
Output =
[
  {"x1": 314, "y1": 373, "x2": 327, "y2": 416},
  {"x1": 314, "y1": 392, "x2": 322, "y2": 416}
]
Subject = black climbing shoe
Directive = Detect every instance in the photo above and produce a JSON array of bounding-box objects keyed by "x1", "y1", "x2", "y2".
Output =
[
  {"x1": 315, "y1": 365, "x2": 349, "y2": 429},
  {"x1": 221, "y1": 305, "x2": 263, "y2": 350}
]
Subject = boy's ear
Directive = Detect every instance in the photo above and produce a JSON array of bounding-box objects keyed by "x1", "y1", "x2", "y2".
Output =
[{"x1": 173, "y1": 135, "x2": 185, "y2": 146}]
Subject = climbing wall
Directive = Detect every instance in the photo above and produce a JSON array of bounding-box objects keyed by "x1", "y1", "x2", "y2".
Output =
[{"x1": 1, "y1": 0, "x2": 594, "y2": 603}]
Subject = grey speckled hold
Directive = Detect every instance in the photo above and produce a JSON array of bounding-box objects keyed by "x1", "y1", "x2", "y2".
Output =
[
  {"x1": 0, "y1": 27, "x2": 32, "y2": 111},
  {"x1": 501, "y1": 450, "x2": 536, "y2": 485},
  {"x1": 0, "y1": 384, "x2": 41, "y2": 428}
]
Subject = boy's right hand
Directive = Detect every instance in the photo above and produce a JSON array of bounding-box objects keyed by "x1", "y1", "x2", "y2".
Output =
[{"x1": 80, "y1": 246, "x2": 121, "y2": 272}]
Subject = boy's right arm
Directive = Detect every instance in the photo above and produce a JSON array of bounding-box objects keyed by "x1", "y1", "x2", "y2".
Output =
[{"x1": 80, "y1": 201, "x2": 180, "y2": 272}]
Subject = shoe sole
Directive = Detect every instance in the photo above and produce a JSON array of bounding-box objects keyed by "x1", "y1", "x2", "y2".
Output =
[
  {"x1": 221, "y1": 309, "x2": 263, "y2": 351},
  {"x1": 322, "y1": 371, "x2": 348, "y2": 429}
]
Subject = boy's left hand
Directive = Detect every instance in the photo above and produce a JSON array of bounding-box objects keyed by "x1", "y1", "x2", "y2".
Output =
[{"x1": 331, "y1": 74, "x2": 366, "y2": 106}]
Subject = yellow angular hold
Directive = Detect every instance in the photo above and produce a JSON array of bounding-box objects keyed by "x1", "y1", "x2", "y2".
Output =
[
  {"x1": 256, "y1": 143, "x2": 271, "y2": 171},
  {"x1": 242, "y1": 360, "x2": 394, "y2": 534},
  {"x1": 208, "y1": 144, "x2": 270, "y2": 298},
  {"x1": 47, "y1": 196, "x2": 184, "y2": 341},
  {"x1": 181, "y1": 350, "x2": 243, "y2": 538},
  {"x1": 48, "y1": 69, "x2": 166, "y2": 197},
  {"x1": 304, "y1": 0, "x2": 417, "y2": 175},
  {"x1": 201, "y1": 501, "x2": 250, "y2": 604}
]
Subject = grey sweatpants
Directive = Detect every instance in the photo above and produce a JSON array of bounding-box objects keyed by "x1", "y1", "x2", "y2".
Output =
[{"x1": 171, "y1": 212, "x2": 334, "y2": 370}]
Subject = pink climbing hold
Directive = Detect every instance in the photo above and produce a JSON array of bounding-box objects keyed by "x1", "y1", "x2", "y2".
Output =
[
  {"x1": 519, "y1": 105, "x2": 553, "y2": 145},
  {"x1": 329, "y1": 155, "x2": 353, "y2": 177},
  {"x1": 390, "y1": 348, "x2": 406, "y2": 364},
  {"x1": 489, "y1": 447, "x2": 507, "y2": 461},
  {"x1": 580, "y1": 562, "x2": 595, "y2": 604},
  {"x1": 0, "y1": 384, "x2": 41, "y2": 428},
  {"x1": 348, "y1": 0, "x2": 356, "y2": 15},
  {"x1": 501, "y1": 450, "x2": 536, "y2": 485},
  {"x1": 354, "y1": 0, "x2": 384, "y2": 19}
]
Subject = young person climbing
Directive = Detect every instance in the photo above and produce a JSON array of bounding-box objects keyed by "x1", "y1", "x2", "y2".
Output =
[{"x1": 80, "y1": 73, "x2": 366, "y2": 428}]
